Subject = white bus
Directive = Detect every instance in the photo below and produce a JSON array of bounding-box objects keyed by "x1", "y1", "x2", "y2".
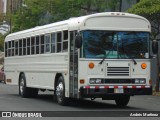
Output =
[{"x1": 4, "y1": 12, "x2": 158, "y2": 107}]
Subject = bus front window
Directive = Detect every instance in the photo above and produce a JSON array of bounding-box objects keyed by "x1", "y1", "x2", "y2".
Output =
[
  {"x1": 82, "y1": 30, "x2": 149, "y2": 59},
  {"x1": 118, "y1": 32, "x2": 149, "y2": 59}
]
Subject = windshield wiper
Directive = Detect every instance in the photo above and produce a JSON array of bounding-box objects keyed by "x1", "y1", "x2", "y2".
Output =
[
  {"x1": 99, "y1": 51, "x2": 110, "y2": 64},
  {"x1": 99, "y1": 55, "x2": 106, "y2": 64},
  {"x1": 131, "y1": 58, "x2": 137, "y2": 65},
  {"x1": 120, "y1": 47, "x2": 137, "y2": 65}
]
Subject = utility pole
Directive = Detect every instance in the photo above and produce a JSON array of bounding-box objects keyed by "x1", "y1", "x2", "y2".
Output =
[
  {"x1": 119, "y1": 0, "x2": 122, "y2": 12},
  {"x1": 10, "y1": 0, "x2": 12, "y2": 33}
]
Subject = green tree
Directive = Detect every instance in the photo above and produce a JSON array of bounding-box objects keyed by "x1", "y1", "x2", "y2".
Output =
[
  {"x1": 12, "y1": 0, "x2": 120, "y2": 32},
  {"x1": 12, "y1": 0, "x2": 72, "y2": 31},
  {"x1": 0, "y1": 33, "x2": 4, "y2": 51},
  {"x1": 12, "y1": 0, "x2": 44, "y2": 32},
  {"x1": 0, "y1": 13, "x2": 5, "y2": 52},
  {"x1": 128, "y1": 0, "x2": 160, "y2": 39},
  {"x1": 128, "y1": 0, "x2": 160, "y2": 92}
]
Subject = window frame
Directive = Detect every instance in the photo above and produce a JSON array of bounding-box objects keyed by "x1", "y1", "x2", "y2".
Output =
[
  {"x1": 15, "y1": 40, "x2": 19, "y2": 56},
  {"x1": 62, "y1": 30, "x2": 68, "y2": 52},
  {"x1": 27, "y1": 37, "x2": 31, "y2": 55},
  {"x1": 57, "y1": 31, "x2": 62, "y2": 53},
  {"x1": 11, "y1": 40, "x2": 15, "y2": 56},
  {"x1": 40, "y1": 35, "x2": 45, "y2": 54},
  {"x1": 5, "y1": 42, "x2": 8, "y2": 57},
  {"x1": 51, "y1": 32, "x2": 56, "y2": 53},
  {"x1": 35, "y1": 35, "x2": 40, "y2": 54},
  {"x1": 31, "y1": 36, "x2": 36, "y2": 55},
  {"x1": 23, "y1": 38, "x2": 27, "y2": 56},
  {"x1": 8, "y1": 41, "x2": 12, "y2": 57},
  {"x1": 45, "y1": 34, "x2": 51, "y2": 53}
]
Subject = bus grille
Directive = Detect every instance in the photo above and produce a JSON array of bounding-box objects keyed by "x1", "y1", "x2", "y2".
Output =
[{"x1": 107, "y1": 67, "x2": 129, "y2": 76}]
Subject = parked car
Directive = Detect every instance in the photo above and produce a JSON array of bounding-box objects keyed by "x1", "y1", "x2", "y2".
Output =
[{"x1": 0, "y1": 66, "x2": 5, "y2": 83}]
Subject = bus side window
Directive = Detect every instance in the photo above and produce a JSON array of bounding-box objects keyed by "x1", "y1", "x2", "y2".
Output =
[
  {"x1": 45, "y1": 34, "x2": 51, "y2": 53},
  {"x1": 27, "y1": 38, "x2": 30, "y2": 55},
  {"x1": 12, "y1": 40, "x2": 15, "y2": 56},
  {"x1": 5, "y1": 42, "x2": 8, "y2": 57},
  {"x1": 57, "y1": 32, "x2": 62, "y2": 52},
  {"x1": 19, "y1": 39, "x2": 22, "y2": 56},
  {"x1": 15, "y1": 40, "x2": 19, "y2": 56},
  {"x1": 23, "y1": 38, "x2": 26, "y2": 55},
  {"x1": 41, "y1": 35, "x2": 45, "y2": 54},
  {"x1": 36, "y1": 36, "x2": 40, "y2": 54},
  {"x1": 63, "y1": 30, "x2": 68, "y2": 52},
  {"x1": 8, "y1": 41, "x2": 12, "y2": 57},
  {"x1": 51, "y1": 33, "x2": 56, "y2": 53},
  {"x1": 31, "y1": 36, "x2": 35, "y2": 55}
]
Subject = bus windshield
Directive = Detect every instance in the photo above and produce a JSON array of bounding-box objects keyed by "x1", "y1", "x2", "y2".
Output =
[{"x1": 81, "y1": 30, "x2": 150, "y2": 59}]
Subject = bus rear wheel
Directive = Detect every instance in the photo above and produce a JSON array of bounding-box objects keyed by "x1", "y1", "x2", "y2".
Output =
[
  {"x1": 55, "y1": 76, "x2": 68, "y2": 105},
  {"x1": 115, "y1": 95, "x2": 130, "y2": 108},
  {"x1": 19, "y1": 74, "x2": 38, "y2": 98}
]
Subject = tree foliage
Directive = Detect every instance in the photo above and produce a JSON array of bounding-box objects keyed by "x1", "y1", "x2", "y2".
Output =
[
  {"x1": 128, "y1": 0, "x2": 160, "y2": 39},
  {"x1": 12, "y1": 0, "x2": 45, "y2": 32},
  {"x1": 12, "y1": 0, "x2": 120, "y2": 32},
  {"x1": 0, "y1": 33, "x2": 4, "y2": 51},
  {"x1": 128, "y1": 0, "x2": 160, "y2": 92}
]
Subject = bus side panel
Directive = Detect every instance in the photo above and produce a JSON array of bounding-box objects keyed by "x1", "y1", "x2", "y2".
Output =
[
  {"x1": 5, "y1": 54, "x2": 68, "y2": 90},
  {"x1": 25, "y1": 72, "x2": 55, "y2": 90},
  {"x1": 5, "y1": 71, "x2": 19, "y2": 85},
  {"x1": 4, "y1": 58, "x2": 19, "y2": 85}
]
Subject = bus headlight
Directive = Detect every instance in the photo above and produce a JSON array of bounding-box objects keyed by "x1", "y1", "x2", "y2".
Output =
[
  {"x1": 90, "y1": 79, "x2": 95, "y2": 84},
  {"x1": 95, "y1": 79, "x2": 102, "y2": 84},
  {"x1": 135, "y1": 79, "x2": 140, "y2": 84},
  {"x1": 90, "y1": 79, "x2": 102, "y2": 84},
  {"x1": 140, "y1": 79, "x2": 146, "y2": 84},
  {"x1": 135, "y1": 79, "x2": 146, "y2": 84}
]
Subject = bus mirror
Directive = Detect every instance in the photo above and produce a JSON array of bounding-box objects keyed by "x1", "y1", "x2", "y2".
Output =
[
  {"x1": 152, "y1": 40, "x2": 158, "y2": 54},
  {"x1": 75, "y1": 35, "x2": 82, "y2": 48}
]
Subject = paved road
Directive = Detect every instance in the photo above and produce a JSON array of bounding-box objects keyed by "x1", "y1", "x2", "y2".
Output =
[{"x1": 0, "y1": 83, "x2": 160, "y2": 120}]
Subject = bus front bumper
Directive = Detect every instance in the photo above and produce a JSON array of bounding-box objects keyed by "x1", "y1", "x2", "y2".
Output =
[{"x1": 79, "y1": 85, "x2": 152, "y2": 98}]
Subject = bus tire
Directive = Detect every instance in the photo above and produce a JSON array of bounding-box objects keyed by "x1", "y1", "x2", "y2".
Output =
[
  {"x1": 19, "y1": 74, "x2": 38, "y2": 98},
  {"x1": 29, "y1": 88, "x2": 38, "y2": 98},
  {"x1": 55, "y1": 76, "x2": 68, "y2": 105},
  {"x1": 19, "y1": 74, "x2": 29, "y2": 97},
  {"x1": 115, "y1": 95, "x2": 130, "y2": 108}
]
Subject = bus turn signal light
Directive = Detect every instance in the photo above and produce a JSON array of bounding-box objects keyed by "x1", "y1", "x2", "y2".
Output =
[
  {"x1": 141, "y1": 63, "x2": 147, "y2": 69},
  {"x1": 89, "y1": 62, "x2": 95, "y2": 69},
  {"x1": 80, "y1": 79, "x2": 85, "y2": 84}
]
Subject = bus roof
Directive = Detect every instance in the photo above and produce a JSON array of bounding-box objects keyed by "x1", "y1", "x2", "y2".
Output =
[{"x1": 5, "y1": 12, "x2": 151, "y2": 41}]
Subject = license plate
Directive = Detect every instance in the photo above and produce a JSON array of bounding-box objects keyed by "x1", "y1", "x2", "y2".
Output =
[{"x1": 114, "y1": 88, "x2": 124, "y2": 93}]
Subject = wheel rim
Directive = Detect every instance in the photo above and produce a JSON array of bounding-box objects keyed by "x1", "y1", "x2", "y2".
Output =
[
  {"x1": 20, "y1": 78, "x2": 25, "y2": 95},
  {"x1": 56, "y1": 82, "x2": 64, "y2": 102}
]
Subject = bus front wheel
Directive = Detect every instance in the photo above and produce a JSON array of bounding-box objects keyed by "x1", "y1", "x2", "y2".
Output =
[
  {"x1": 115, "y1": 95, "x2": 130, "y2": 108},
  {"x1": 55, "y1": 76, "x2": 68, "y2": 105}
]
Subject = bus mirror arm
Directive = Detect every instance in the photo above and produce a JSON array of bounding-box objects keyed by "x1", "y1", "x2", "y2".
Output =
[
  {"x1": 152, "y1": 40, "x2": 158, "y2": 54},
  {"x1": 75, "y1": 34, "x2": 82, "y2": 48}
]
